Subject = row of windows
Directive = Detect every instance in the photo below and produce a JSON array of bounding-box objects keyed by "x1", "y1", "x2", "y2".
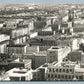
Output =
[
  {"x1": 8, "y1": 48, "x2": 23, "y2": 54},
  {"x1": 48, "y1": 74, "x2": 74, "y2": 79},
  {"x1": 12, "y1": 28, "x2": 28, "y2": 38},
  {"x1": 48, "y1": 68, "x2": 73, "y2": 73},
  {"x1": 47, "y1": 74, "x2": 83, "y2": 80}
]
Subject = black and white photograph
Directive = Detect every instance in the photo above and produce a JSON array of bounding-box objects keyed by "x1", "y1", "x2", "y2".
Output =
[{"x1": 0, "y1": 4, "x2": 84, "y2": 81}]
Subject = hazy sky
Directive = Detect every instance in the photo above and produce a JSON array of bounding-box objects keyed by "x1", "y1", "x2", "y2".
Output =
[{"x1": 0, "y1": 0, "x2": 84, "y2": 4}]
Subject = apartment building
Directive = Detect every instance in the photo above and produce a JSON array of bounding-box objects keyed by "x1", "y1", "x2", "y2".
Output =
[{"x1": 47, "y1": 46, "x2": 71, "y2": 63}]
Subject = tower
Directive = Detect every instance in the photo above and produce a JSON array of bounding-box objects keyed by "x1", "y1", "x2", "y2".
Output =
[{"x1": 68, "y1": 10, "x2": 74, "y2": 22}]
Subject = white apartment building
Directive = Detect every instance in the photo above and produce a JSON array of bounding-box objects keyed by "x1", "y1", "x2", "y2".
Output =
[{"x1": 47, "y1": 46, "x2": 71, "y2": 63}]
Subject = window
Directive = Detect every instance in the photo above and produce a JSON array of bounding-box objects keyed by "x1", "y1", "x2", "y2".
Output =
[
  {"x1": 48, "y1": 74, "x2": 50, "y2": 78},
  {"x1": 63, "y1": 69, "x2": 65, "y2": 72},
  {"x1": 61, "y1": 75, "x2": 64, "y2": 78},
  {"x1": 21, "y1": 77, "x2": 25, "y2": 81},
  {"x1": 53, "y1": 69, "x2": 55, "y2": 72},
  {"x1": 76, "y1": 76, "x2": 78, "y2": 79},
  {"x1": 72, "y1": 75, "x2": 74, "y2": 79},
  {"x1": 59, "y1": 69, "x2": 61, "y2": 72},
  {"x1": 51, "y1": 74, "x2": 53, "y2": 78},
  {"x1": 70, "y1": 69, "x2": 72, "y2": 72},
  {"x1": 65, "y1": 75, "x2": 67, "y2": 79},
  {"x1": 55, "y1": 74, "x2": 57, "y2": 78},
  {"x1": 56, "y1": 69, "x2": 58, "y2": 72},
  {"x1": 49, "y1": 68, "x2": 51, "y2": 72},
  {"x1": 58, "y1": 75, "x2": 60, "y2": 78},
  {"x1": 69, "y1": 75, "x2": 71, "y2": 79},
  {"x1": 38, "y1": 74, "x2": 39, "y2": 77},
  {"x1": 66, "y1": 69, "x2": 69, "y2": 73},
  {"x1": 79, "y1": 76, "x2": 83, "y2": 80}
]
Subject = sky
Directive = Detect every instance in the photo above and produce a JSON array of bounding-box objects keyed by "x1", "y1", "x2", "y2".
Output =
[{"x1": 0, "y1": 0, "x2": 84, "y2": 4}]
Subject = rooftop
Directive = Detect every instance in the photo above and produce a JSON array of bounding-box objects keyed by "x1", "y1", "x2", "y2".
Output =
[
  {"x1": 11, "y1": 58, "x2": 31, "y2": 63},
  {"x1": 7, "y1": 44, "x2": 26, "y2": 47},
  {"x1": 75, "y1": 68, "x2": 84, "y2": 73},
  {"x1": 34, "y1": 51, "x2": 47, "y2": 56},
  {"x1": 7, "y1": 68, "x2": 33, "y2": 77},
  {"x1": 48, "y1": 46, "x2": 64, "y2": 51}
]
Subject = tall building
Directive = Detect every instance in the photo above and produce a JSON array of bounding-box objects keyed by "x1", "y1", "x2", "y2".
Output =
[
  {"x1": 47, "y1": 46, "x2": 70, "y2": 63},
  {"x1": 68, "y1": 10, "x2": 74, "y2": 22},
  {"x1": 34, "y1": 51, "x2": 47, "y2": 69}
]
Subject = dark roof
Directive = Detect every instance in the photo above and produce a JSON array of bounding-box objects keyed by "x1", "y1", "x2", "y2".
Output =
[
  {"x1": 61, "y1": 23, "x2": 68, "y2": 27},
  {"x1": 7, "y1": 44, "x2": 26, "y2": 47}
]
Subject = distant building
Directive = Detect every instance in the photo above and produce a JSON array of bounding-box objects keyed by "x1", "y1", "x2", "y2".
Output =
[
  {"x1": 0, "y1": 34, "x2": 10, "y2": 53},
  {"x1": 29, "y1": 36, "x2": 57, "y2": 46},
  {"x1": 73, "y1": 24, "x2": 84, "y2": 33},
  {"x1": 10, "y1": 27, "x2": 29, "y2": 44},
  {"x1": 7, "y1": 44, "x2": 27, "y2": 58},
  {"x1": 67, "y1": 51, "x2": 82, "y2": 62},
  {"x1": 70, "y1": 38, "x2": 79, "y2": 51},
  {"x1": 51, "y1": 21, "x2": 73, "y2": 35},
  {"x1": 26, "y1": 45, "x2": 39, "y2": 54},
  {"x1": 38, "y1": 31, "x2": 53, "y2": 36},
  {"x1": 34, "y1": 21, "x2": 46, "y2": 32},
  {"x1": 2, "y1": 19, "x2": 34, "y2": 45}
]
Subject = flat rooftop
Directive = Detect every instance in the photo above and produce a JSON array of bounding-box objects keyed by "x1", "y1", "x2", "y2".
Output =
[
  {"x1": 7, "y1": 68, "x2": 33, "y2": 77},
  {"x1": 48, "y1": 46, "x2": 65, "y2": 51},
  {"x1": 7, "y1": 44, "x2": 26, "y2": 47}
]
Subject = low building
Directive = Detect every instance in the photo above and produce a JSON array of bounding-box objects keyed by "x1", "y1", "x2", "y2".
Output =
[
  {"x1": 32, "y1": 63, "x2": 48, "y2": 81},
  {"x1": 9, "y1": 58, "x2": 32, "y2": 70},
  {"x1": 23, "y1": 51, "x2": 47, "y2": 69},
  {"x1": 3, "y1": 68, "x2": 33, "y2": 81},
  {"x1": 45, "y1": 61, "x2": 84, "y2": 81},
  {"x1": 46, "y1": 61, "x2": 76, "y2": 81},
  {"x1": 26, "y1": 45, "x2": 39, "y2": 54}
]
